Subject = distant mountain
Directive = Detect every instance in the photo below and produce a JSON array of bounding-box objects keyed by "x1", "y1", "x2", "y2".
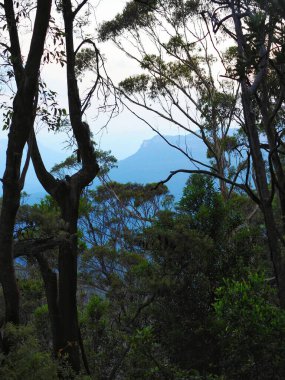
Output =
[
  {"x1": 109, "y1": 134, "x2": 208, "y2": 199},
  {"x1": 0, "y1": 134, "x2": 208, "y2": 203}
]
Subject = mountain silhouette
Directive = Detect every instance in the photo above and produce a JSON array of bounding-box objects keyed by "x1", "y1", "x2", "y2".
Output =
[
  {"x1": 109, "y1": 134, "x2": 207, "y2": 199},
  {"x1": 0, "y1": 134, "x2": 208, "y2": 203}
]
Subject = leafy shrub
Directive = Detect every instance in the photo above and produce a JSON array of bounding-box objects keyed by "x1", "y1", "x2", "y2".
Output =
[
  {"x1": 0, "y1": 323, "x2": 57, "y2": 380},
  {"x1": 214, "y1": 273, "x2": 285, "y2": 379}
]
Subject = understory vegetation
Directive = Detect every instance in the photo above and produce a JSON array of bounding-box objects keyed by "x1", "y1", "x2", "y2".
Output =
[{"x1": 1, "y1": 173, "x2": 284, "y2": 379}]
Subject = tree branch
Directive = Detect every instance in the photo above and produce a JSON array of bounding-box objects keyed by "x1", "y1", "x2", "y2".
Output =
[
  {"x1": 3, "y1": 0, "x2": 24, "y2": 86},
  {"x1": 29, "y1": 128, "x2": 58, "y2": 196},
  {"x1": 13, "y1": 237, "x2": 62, "y2": 258},
  {"x1": 154, "y1": 168, "x2": 261, "y2": 204},
  {"x1": 72, "y1": 0, "x2": 88, "y2": 19}
]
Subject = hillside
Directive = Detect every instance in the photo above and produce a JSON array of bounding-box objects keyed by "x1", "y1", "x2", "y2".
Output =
[
  {"x1": 109, "y1": 134, "x2": 207, "y2": 199},
  {"x1": 0, "y1": 134, "x2": 208, "y2": 202}
]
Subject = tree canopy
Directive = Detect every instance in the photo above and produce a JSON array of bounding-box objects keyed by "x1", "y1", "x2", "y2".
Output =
[{"x1": 1, "y1": 0, "x2": 285, "y2": 378}]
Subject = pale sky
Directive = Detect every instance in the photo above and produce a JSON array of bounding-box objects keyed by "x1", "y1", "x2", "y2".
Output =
[
  {"x1": 36, "y1": 0, "x2": 165, "y2": 160},
  {"x1": 0, "y1": 0, "x2": 205, "y2": 162},
  {"x1": 34, "y1": 0, "x2": 188, "y2": 160}
]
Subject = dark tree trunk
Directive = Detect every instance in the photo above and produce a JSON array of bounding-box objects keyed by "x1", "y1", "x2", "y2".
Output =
[
  {"x1": 0, "y1": 181, "x2": 21, "y2": 324},
  {"x1": 0, "y1": 0, "x2": 52, "y2": 326},
  {"x1": 57, "y1": 187, "x2": 81, "y2": 372},
  {"x1": 0, "y1": 91, "x2": 37, "y2": 325},
  {"x1": 28, "y1": 0, "x2": 99, "y2": 371},
  {"x1": 229, "y1": 0, "x2": 285, "y2": 307},
  {"x1": 258, "y1": 81, "x2": 285, "y2": 231},
  {"x1": 241, "y1": 84, "x2": 285, "y2": 307},
  {"x1": 30, "y1": 133, "x2": 98, "y2": 372},
  {"x1": 36, "y1": 253, "x2": 63, "y2": 356}
]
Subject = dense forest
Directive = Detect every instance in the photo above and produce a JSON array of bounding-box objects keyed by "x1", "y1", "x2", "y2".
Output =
[{"x1": 1, "y1": 0, "x2": 285, "y2": 379}]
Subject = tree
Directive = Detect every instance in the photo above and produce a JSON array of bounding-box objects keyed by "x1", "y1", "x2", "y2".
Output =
[
  {"x1": 2, "y1": 168, "x2": 276, "y2": 378},
  {"x1": 207, "y1": 0, "x2": 285, "y2": 305},
  {"x1": 99, "y1": 0, "x2": 285, "y2": 307},
  {"x1": 0, "y1": 0, "x2": 52, "y2": 330},
  {"x1": 99, "y1": 0, "x2": 245, "y2": 199},
  {"x1": 9, "y1": 176, "x2": 173, "y2": 377},
  {"x1": 214, "y1": 273, "x2": 285, "y2": 379},
  {"x1": 0, "y1": 0, "x2": 112, "y2": 371},
  {"x1": 75, "y1": 173, "x2": 265, "y2": 378}
]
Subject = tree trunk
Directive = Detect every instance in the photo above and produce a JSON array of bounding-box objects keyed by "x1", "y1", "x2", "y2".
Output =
[
  {"x1": 27, "y1": 0, "x2": 100, "y2": 371},
  {"x1": 259, "y1": 82, "x2": 285, "y2": 231},
  {"x1": 0, "y1": 96, "x2": 36, "y2": 325},
  {"x1": 36, "y1": 187, "x2": 82, "y2": 372},
  {"x1": 57, "y1": 187, "x2": 81, "y2": 372},
  {"x1": 242, "y1": 85, "x2": 285, "y2": 307},
  {"x1": 230, "y1": 0, "x2": 285, "y2": 307},
  {"x1": 0, "y1": 0, "x2": 52, "y2": 326},
  {"x1": 33, "y1": 186, "x2": 82, "y2": 372},
  {"x1": 36, "y1": 253, "x2": 63, "y2": 356},
  {"x1": 0, "y1": 180, "x2": 21, "y2": 324}
]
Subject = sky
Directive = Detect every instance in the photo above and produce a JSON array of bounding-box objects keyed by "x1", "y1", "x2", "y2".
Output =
[
  {"x1": 0, "y1": 0, "x2": 208, "y2": 163},
  {"x1": 34, "y1": 0, "x2": 190, "y2": 161},
  {"x1": 35, "y1": 0, "x2": 174, "y2": 161},
  {"x1": 0, "y1": 0, "x2": 162, "y2": 161}
]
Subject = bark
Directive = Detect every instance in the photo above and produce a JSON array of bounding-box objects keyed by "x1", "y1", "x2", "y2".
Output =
[
  {"x1": 230, "y1": 0, "x2": 285, "y2": 306},
  {"x1": 36, "y1": 253, "x2": 62, "y2": 356},
  {"x1": 30, "y1": 143, "x2": 97, "y2": 371},
  {"x1": 217, "y1": 151, "x2": 228, "y2": 199},
  {"x1": 258, "y1": 82, "x2": 285, "y2": 230},
  {"x1": 13, "y1": 237, "x2": 62, "y2": 258},
  {"x1": 29, "y1": 133, "x2": 79, "y2": 369},
  {"x1": 243, "y1": 88, "x2": 285, "y2": 305},
  {"x1": 57, "y1": 187, "x2": 81, "y2": 372},
  {"x1": 28, "y1": 0, "x2": 99, "y2": 369},
  {"x1": 0, "y1": 332, "x2": 3, "y2": 353},
  {"x1": 0, "y1": 0, "x2": 52, "y2": 326}
]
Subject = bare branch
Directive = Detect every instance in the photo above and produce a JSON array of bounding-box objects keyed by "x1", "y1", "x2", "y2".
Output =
[
  {"x1": 154, "y1": 168, "x2": 260, "y2": 205},
  {"x1": 72, "y1": 0, "x2": 88, "y2": 19}
]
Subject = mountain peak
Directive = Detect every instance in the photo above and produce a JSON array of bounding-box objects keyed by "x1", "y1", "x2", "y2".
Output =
[{"x1": 110, "y1": 133, "x2": 208, "y2": 199}]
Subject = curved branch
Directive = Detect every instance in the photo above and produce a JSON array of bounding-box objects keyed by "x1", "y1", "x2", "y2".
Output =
[
  {"x1": 74, "y1": 38, "x2": 96, "y2": 56},
  {"x1": 72, "y1": 0, "x2": 88, "y2": 19},
  {"x1": 29, "y1": 129, "x2": 58, "y2": 196},
  {"x1": 63, "y1": 0, "x2": 99, "y2": 188},
  {"x1": 154, "y1": 168, "x2": 261, "y2": 205}
]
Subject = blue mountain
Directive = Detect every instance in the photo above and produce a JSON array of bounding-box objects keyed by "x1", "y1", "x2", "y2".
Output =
[
  {"x1": 0, "y1": 134, "x2": 208, "y2": 203},
  {"x1": 109, "y1": 134, "x2": 207, "y2": 199}
]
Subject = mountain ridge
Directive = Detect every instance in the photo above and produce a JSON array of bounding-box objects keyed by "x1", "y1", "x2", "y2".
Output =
[{"x1": 0, "y1": 133, "x2": 208, "y2": 203}]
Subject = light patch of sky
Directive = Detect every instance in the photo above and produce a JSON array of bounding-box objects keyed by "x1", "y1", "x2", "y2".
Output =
[
  {"x1": 0, "y1": 0, "x2": 147, "y2": 160},
  {"x1": 0, "y1": 1, "x2": 230, "y2": 162},
  {"x1": 34, "y1": 0, "x2": 189, "y2": 161},
  {"x1": 35, "y1": 0, "x2": 163, "y2": 160}
]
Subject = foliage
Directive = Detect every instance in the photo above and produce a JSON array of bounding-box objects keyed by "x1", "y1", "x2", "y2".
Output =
[
  {"x1": 75, "y1": 174, "x2": 266, "y2": 378},
  {"x1": 75, "y1": 48, "x2": 98, "y2": 78},
  {"x1": 178, "y1": 174, "x2": 225, "y2": 237},
  {"x1": 33, "y1": 304, "x2": 51, "y2": 349},
  {"x1": 214, "y1": 274, "x2": 285, "y2": 379},
  {"x1": 10, "y1": 168, "x2": 275, "y2": 378},
  {"x1": 50, "y1": 144, "x2": 117, "y2": 179},
  {"x1": 0, "y1": 324, "x2": 57, "y2": 380},
  {"x1": 4, "y1": 0, "x2": 285, "y2": 376},
  {"x1": 18, "y1": 278, "x2": 45, "y2": 323},
  {"x1": 99, "y1": 0, "x2": 158, "y2": 41}
]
